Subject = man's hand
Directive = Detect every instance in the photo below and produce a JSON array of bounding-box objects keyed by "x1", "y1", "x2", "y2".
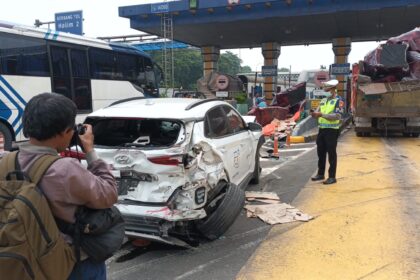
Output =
[
  {"x1": 78, "y1": 124, "x2": 94, "y2": 153},
  {"x1": 311, "y1": 112, "x2": 322, "y2": 118}
]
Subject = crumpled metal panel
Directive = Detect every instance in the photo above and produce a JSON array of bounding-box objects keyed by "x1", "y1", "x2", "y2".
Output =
[
  {"x1": 185, "y1": 141, "x2": 226, "y2": 189},
  {"x1": 116, "y1": 204, "x2": 206, "y2": 222},
  {"x1": 99, "y1": 121, "x2": 228, "y2": 221}
]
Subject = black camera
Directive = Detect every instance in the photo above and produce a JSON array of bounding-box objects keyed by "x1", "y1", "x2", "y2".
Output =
[
  {"x1": 75, "y1": 123, "x2": 86, "y2": 135},
  {"x1": 70, "y1": 124, "x2": 86, "y2": 147}
]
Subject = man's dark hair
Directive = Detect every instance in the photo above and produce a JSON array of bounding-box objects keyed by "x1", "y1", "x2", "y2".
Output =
[{"x1": 23, "y1": 93, "x2": 77, "y2": 140}]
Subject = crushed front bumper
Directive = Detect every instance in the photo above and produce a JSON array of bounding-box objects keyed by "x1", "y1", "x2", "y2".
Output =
[{"x1": 117, "y1": 203, "x2": 206, "y2": 245}]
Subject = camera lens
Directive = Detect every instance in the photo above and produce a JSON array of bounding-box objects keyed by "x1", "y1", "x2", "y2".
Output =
[{"x1": 76, "y1": 124, "x2": 86, "y2": 135}]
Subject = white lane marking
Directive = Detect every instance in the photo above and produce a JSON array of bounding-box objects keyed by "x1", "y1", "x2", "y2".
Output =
[
  {"x1": 173, "y1": 239, "x2": 263, "y2": 280},
  {"x1": 261, "y1": 146, "x2": 317, "y2": 191},
  {"x1": 261, "y1": 162, "x2": 289, "y2": 177}
]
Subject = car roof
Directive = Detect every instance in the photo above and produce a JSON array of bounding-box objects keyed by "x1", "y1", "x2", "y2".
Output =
[{"x1": 87, "y1": 98, "x2": 232, "y2": 120}]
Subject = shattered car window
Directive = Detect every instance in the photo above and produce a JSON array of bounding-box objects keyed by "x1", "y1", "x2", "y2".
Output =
[
  {"x1": 205, "y1": 107, "x2": 229, "y2": 138},
  {"x1": 222, "y1": 106, "x2": 246, "y2": 134},
  {"x1": 86, "y1": 117, "x2": 182, "y2": 148}
]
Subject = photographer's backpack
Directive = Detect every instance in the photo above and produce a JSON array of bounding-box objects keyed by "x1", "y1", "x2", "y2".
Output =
[{"x1": 0, "y1": 152, "x2": 75, "y2": 280}]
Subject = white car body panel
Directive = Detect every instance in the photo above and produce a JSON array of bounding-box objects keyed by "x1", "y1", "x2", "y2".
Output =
[{"x1": 84, "y1": 98, "x2": 263, "y2": 244}]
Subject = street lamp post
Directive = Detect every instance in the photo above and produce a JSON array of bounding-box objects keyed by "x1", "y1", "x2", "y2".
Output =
[{"x1": 34, "y1": 19, "x2": 55, "y2": 29}]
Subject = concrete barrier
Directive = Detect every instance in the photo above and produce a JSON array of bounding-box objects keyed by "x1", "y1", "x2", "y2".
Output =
[
  {"x1": 291, "y1": 114, "x2": 352, "y2": 143},
  {"x1": 292, "y1": 115, "x2": 318, "y2": 136}
]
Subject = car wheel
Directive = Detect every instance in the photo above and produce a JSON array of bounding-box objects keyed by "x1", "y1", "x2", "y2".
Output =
[
  {"x1": 0, "y1": 122, "x2": 12, "y2": 151},
  {"x1": 196, "y1": 181, "x2": 245, "y2": 240},
  {"x1": 356, "y1": 132, "x2": 363, "y2": 137},
  {"x1": 412, "y1": 133, "x2": 419, "y2": 138}
]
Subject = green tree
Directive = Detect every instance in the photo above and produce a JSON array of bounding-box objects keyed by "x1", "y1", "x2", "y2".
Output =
[
  {"x1": 218, "y1": 51, "x2": 241, "y2": 75},
  {"x1": 279, "y1": 67, "x2": 290, "y2": 72},
  {"x1": 148, "y1": 49, "x2": 252, "y2": 90},
  {"x1": 240, "y1": 65, "x2": 252, "y2": 73},
  {"x1": 149, "y1": 49, "x2": 202, "y2": 90}
]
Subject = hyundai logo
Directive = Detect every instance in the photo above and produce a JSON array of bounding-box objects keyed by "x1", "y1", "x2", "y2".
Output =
[{"x1": 115, "y1": 154, "x2": 132, "y2": 164}]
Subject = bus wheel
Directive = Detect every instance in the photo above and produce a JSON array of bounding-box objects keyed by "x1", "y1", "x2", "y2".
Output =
[{"x1": 0, "y1": 123, "x2": 12, "y2": 151}]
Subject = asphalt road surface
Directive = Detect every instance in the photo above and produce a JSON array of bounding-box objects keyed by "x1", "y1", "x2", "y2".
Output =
[{"x1": 107, "y1": 140, "x2": 318, "y2": 280}]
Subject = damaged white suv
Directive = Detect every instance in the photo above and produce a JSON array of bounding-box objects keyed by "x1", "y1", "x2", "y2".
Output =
[{"x1": 84, "y1": 98, "x2": 264, "y2": 246}]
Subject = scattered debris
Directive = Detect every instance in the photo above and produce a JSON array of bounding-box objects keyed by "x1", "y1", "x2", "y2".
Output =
[
  {"x1": 262, "y1": 118, "x2": 296, "y2": 137},
  {"x1": 245, "y1": 203, "x2": 313, "y2": 225},
  {"x1": 252, "y1": 199, "x2": 282, "y2": 204},
  {"x1": 245, "y1": 191, "x2": 280, "y2": 201},
  {"x1": 244, "y1": 191, "x2": 313, "y2": 225}
]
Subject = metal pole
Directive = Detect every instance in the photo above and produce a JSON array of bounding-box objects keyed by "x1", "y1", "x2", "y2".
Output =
[{"x1": 34, "y1": 19, "x2": 55, "y2": 28}]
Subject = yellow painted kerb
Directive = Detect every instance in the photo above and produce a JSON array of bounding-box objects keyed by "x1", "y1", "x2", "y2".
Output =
[{"x1": 290, "y1": 136, "x2": 305, "y2": 143}]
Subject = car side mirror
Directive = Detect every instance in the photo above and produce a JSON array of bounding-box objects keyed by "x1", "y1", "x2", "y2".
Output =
[{"x1": 248, "y1": 122, "x2": 262, "y2": 132}]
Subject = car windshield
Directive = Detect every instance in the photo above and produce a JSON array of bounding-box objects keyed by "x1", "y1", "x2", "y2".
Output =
[{"x1": 85, "y1": 117, "x2": 183, "y2": 148}]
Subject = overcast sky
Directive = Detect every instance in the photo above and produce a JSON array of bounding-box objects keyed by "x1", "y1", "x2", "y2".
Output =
[{"x1": 0, "y1": 0, "x2": 382, "y2": 72}]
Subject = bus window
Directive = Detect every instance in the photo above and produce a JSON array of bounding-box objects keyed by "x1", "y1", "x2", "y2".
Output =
[
  {"x1": 136, "y1": 56, "x2": 146, "y2": 87},
  {"x1": 117, "y1": 53, "x2": 137, "y2": 81},
  {"x1": 154, "y1": 63, "x2": 163, "y2": 85},
  {"x1": 50, "y1": 46, "x2": 72, "y2": 100},
  {"x1": 71, "y1": 49, "x2": 89, "y2": 77},
  {"x1": 0, "y1": 33, "x2": 49, "y2": 76},
  {"x1": 144, "y1": 57, "x2": 156, "y2": 87},
  {"x1": 89, "y1": 48, "x2": 116, "y2": 80},
  {"x1": 71, "y1": 49, "x2": 91, "y2": 111},
  {"x1": 50, "y1": 46, "x2": 92, "y2": 112}
]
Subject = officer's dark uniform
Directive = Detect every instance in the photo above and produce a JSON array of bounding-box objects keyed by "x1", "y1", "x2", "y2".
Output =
[{"x1": 313, "y1": 95, "x2": 344, "y2": 184}]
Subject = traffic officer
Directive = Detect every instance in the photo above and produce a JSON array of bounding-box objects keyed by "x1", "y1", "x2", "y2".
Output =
[{"x1": 310, "y1": 79, "x2": 344, "y2": 185}]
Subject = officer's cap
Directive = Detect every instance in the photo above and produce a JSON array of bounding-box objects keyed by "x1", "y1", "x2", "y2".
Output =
[{"x1": 322, "y1": 79, "x2": 339, "y2": 89}]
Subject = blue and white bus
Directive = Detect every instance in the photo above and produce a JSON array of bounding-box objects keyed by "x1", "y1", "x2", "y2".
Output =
[{"x1": 0, "y1": 21, "x2": 163, "y2": 150}]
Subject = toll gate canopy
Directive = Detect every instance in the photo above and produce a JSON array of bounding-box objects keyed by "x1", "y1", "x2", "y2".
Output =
[{"x1": 119, "y1": 0, "x2": 420, "y2": 49}]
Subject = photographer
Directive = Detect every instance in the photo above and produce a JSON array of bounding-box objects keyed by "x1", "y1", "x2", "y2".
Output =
[{"x1": 18, "y1": 93, "x2": 118, "y2": 279}]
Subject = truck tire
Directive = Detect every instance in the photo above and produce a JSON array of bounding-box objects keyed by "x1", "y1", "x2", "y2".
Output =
[
  {"x1": 0, "y1": 122, "x2": 12, "y2": 151},
  {"x1": 403, "y1": 132, "x2": 411, "y2": 137},
  {"x1": 196, "y1": 182, "x2": 245, "y2": 240},
  {"x1": 356, "y1": 132, "x2": 364, "y2": 137},
  {"x1": 412, "y1": 133, "x2": 419, "y2": 138}
]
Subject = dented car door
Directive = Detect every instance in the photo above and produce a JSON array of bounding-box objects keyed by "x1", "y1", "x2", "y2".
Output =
[{"x1": 203, "y1": 105, "x2": 253, "y2": 186}]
